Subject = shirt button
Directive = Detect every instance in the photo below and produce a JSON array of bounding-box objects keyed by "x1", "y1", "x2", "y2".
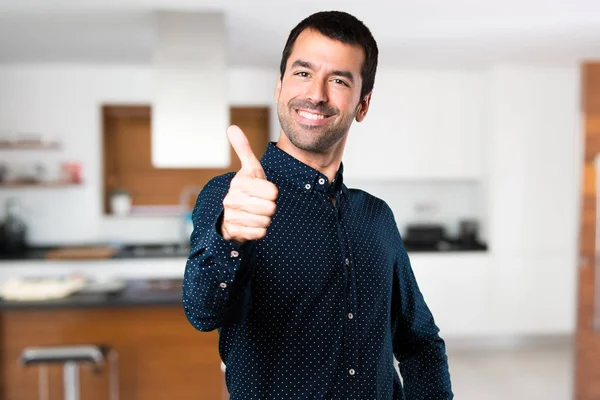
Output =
[
  {"x1": 219, "y1": 282, "x2": 227, "y2": 288},
  {"x1": 231, "y1": 250, "x2": 239, "y2": 257},
  {"x1": 345, "y1": 258, "x2": 350, "y2": 265},
  {"x1": 349, "y1": 368, "x2": 356, "y2": 376},
  {"x1": 318, "y1": 178, "x2": 325, "y2": 185},
  {"x1": 305, "y1": 183, "x2": 311, "y2": 190},
  {"x1": 348, "y1": 313, "x2": 354, "y2": 320}
]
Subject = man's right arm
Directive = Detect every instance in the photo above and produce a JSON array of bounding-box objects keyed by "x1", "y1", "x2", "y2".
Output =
[
  {"x1": 182, "y1": 174, "x2": 255, "y2": 332},
  {"x1": 183, "y1": 125, "x2": 278, "y2": 332}
]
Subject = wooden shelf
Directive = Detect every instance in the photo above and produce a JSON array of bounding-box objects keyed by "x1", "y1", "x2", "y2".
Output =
[
  {"x1": 0, "y1": 142, "x2": 61, "y2": 150},
  {"x1": 0, "y1": 180, "x2": 81, "y2": 188}
]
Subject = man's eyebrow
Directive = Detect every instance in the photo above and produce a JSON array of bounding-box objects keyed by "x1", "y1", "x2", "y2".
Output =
[
  {"x1": 290, "y1": 59, "x2": 355, "y2": 84},
  {"x1": 291, "y1": 59, "x2": 314, "y2": 70}
]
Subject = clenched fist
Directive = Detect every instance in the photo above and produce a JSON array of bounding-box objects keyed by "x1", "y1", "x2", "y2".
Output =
[{"x1": 221, "y1": 125, "x2": 278, "y2": 243}]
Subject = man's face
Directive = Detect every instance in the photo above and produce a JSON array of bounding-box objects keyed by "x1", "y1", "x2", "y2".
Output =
[{"x1": 275, "y1": 29, "x2": 371, "y2": 153}]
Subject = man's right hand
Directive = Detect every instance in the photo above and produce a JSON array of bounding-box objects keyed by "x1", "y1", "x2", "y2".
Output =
[{"x1": 221, "y1": 125, "x2": 278, "y2": 243}]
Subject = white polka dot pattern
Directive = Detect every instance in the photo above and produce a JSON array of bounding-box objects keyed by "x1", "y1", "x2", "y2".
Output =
[{"x1": 183, "y1": 143, "x2": 453, "y2": 399}]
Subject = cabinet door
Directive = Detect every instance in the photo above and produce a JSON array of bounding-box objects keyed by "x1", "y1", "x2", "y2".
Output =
[
  {"x1": 488, "y1": 255, "x2": 575, "y2": 336},
  {"x1": 433, "y1": 72, "x2": 484, "y2": 180},
  {"x1": 410, "y1": 254, "x2": 492, "y2": 337},
  {"x1": 487, "y1": 67, "x2": 580, "y2": 254},
  {"x1": 343, "y1": 70, "x2": 483, "y2": 182},
  {"x1": 343, "y1": 70, "x2": 436, "y2": 181}
]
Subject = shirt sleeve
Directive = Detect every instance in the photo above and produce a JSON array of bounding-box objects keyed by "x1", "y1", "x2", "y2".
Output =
[
  {"x1": 391, "y1": 241, "x2": 454, "y2": 399},
  {"x1": 182, "y1": 173, "x2": 256, "y2": 332}
]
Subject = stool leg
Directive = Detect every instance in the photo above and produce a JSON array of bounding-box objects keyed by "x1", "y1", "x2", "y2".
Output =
[
  {"x1": 63, "y1": 362, "x2": 79, "y2": 400},
  {"x1": 108, "y1": 350, "x2": 119, "y2": 400},
  {"x1": 38, "y1": 365, "x2": 49, "y2": 400}
]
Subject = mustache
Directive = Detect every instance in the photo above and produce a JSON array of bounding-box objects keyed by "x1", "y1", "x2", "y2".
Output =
[{"x1": 290, "y1": 99, "x2": 338, "y2": 116}]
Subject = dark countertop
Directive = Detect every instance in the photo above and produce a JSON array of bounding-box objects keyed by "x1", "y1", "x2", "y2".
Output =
[
  {"x1": 402, "y1": 239, "x2": 488, "y2": 253},
  {"x1": 0, "y1": 240, "x2": 487, "y2": 262},
  {"x1": 0, "y1": 247, "x2": 53, "y2": 261},
  {"x1": 0, "y1": 279, "x2": 183, "y2": 310}
]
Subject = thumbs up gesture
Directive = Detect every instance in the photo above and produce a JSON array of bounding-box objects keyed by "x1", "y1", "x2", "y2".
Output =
[{"x1": 221, "y1": 125, "x2": 278, "y2": 243}]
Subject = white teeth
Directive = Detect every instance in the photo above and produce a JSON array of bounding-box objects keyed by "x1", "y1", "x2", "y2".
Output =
[{"x1": 298, "y1": 110, "x2": 325, "y2": 120}]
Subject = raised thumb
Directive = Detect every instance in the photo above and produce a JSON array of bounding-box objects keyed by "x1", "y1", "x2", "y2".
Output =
[{"x1": 227, "y1": 125, "x2": 265, "y2": 179}]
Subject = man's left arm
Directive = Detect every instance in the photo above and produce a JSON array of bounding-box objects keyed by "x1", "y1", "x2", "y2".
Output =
[{"x1": 391, "y1": 242, "x2": 454, "y2": 399}]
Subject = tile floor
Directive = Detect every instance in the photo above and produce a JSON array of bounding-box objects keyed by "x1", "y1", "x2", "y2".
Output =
[{"x1": 444, "y1": 338, "x2": 574, "y2": 400}]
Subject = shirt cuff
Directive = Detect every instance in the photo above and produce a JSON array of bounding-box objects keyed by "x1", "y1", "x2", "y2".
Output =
[{"x1": 204, "y1": 211, "x2": 256, "y2": 299}]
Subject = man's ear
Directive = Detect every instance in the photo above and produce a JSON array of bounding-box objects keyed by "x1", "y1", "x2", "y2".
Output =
[
  {"x1": 275, "y1": 76, "x2": 282, "y2": 101},
  {"x1": 355, "y1": 92, "x2": 372, "y2": 122}
]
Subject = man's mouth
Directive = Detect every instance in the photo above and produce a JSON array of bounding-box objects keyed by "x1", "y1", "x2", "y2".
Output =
[
  {"x1": 297, "y1": 110, "x2": 327, "y2": 120},
  {"x1": 295, "y1": 109, "x2": 334, "y2": 125}
]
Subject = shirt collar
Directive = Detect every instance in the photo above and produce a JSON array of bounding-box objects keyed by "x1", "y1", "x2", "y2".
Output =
[{"x1": 260, "y1": 142, "x2": 347, "y2": 196}]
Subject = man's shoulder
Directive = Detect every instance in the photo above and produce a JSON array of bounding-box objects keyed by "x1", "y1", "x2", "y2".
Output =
[
  {"x1": 347, "y1": 187, "x2": 393, "y2": 214},
  {"x1": 347, "y1": 187, "x2": 401, "y2": 240}
]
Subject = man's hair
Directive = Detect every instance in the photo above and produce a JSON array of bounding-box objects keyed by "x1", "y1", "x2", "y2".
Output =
[{"x1": 279, "y1": 11, "x2": 379, "y2": 100}]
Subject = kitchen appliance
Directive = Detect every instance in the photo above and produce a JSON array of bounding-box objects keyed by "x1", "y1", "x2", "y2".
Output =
[
  {"x1": 458, "y1": 219, "x2": 480, "y2": 245},
  {"x1": 402, "y1": 223, "x2": 448, "y2": 250},
  {"x1": 0, "y1": 198, "x2": 28, "y2": 255}
]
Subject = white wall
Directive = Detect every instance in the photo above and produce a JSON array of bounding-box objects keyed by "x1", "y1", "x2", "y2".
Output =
[{"x1": 0, "y1": 64, "x2": 279, "y2": 245}]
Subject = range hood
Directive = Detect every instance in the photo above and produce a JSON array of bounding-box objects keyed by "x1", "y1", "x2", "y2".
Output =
[{"x1": 151, "y1": 11, "x2": 230, "y2": 168}]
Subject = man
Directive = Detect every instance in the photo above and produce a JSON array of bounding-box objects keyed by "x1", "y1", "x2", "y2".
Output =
[{"x1": 183, "y1": 10, "x2": 453, "y2": 399}]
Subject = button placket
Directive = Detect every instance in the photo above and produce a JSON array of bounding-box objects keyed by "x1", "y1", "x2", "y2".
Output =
[{"x1": 337, "y1": 203, "x2": 360, "y2": 381}]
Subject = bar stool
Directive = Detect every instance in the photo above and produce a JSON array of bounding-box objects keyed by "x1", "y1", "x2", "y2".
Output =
[{"x1": 19, "y1": 344, "x2": 119, "y2": 400}]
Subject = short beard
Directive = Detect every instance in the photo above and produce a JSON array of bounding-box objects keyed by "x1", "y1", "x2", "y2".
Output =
[
  {"x1": 280, "y1": 118, "x2": 348, "y2": 153},
  {"x1": 277, "y1": 100, "x2": 358, "y2": 154}
]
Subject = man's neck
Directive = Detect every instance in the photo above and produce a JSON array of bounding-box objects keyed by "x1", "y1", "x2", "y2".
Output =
[{"x1": 276, "y1": 132, "x2": 346, "y2": 186}]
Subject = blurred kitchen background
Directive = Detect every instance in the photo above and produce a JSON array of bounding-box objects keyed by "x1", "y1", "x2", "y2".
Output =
[{"x1": 0, "y1": 0, "x2": 598, "y2": 399}]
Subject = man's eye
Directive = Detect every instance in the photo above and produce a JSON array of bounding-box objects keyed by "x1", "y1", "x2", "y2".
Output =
[
  {"x1": 332, "y1": 79, "x2": 348, "y2": 87},
  {"x1": 295, "y1": 71, "x2": 309, "y2": 77}
]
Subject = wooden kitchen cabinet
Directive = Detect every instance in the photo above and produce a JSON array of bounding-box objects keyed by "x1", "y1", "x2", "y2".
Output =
[
  {"x1": 0, "y1": 305, "x2": 225, "y2": 399},
  {"x1": 103, "y1": 105, "x2": 270, "y2": 213},
  {"x1": 342, "y1": 69, "x2": 485, "y2": 182}
]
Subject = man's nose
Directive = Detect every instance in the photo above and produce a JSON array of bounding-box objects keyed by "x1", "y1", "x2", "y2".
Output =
[{"x1": 305, "y1": 78, "x2": 328, "y2": 104}]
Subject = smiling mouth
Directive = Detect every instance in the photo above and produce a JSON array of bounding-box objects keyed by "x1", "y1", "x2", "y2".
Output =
[{"x1": 295, "y1": 109, "x2": 331, "y2": 121}]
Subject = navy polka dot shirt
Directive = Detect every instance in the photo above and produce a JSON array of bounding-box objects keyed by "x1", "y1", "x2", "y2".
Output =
[{"x1": 183, "y1": 143, "x2": 453, "y2": 399}]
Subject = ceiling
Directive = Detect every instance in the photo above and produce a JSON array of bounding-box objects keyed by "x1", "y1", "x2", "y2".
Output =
[{"x1": 1, "y1": 0, "x2": 600, "y2": 68}]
